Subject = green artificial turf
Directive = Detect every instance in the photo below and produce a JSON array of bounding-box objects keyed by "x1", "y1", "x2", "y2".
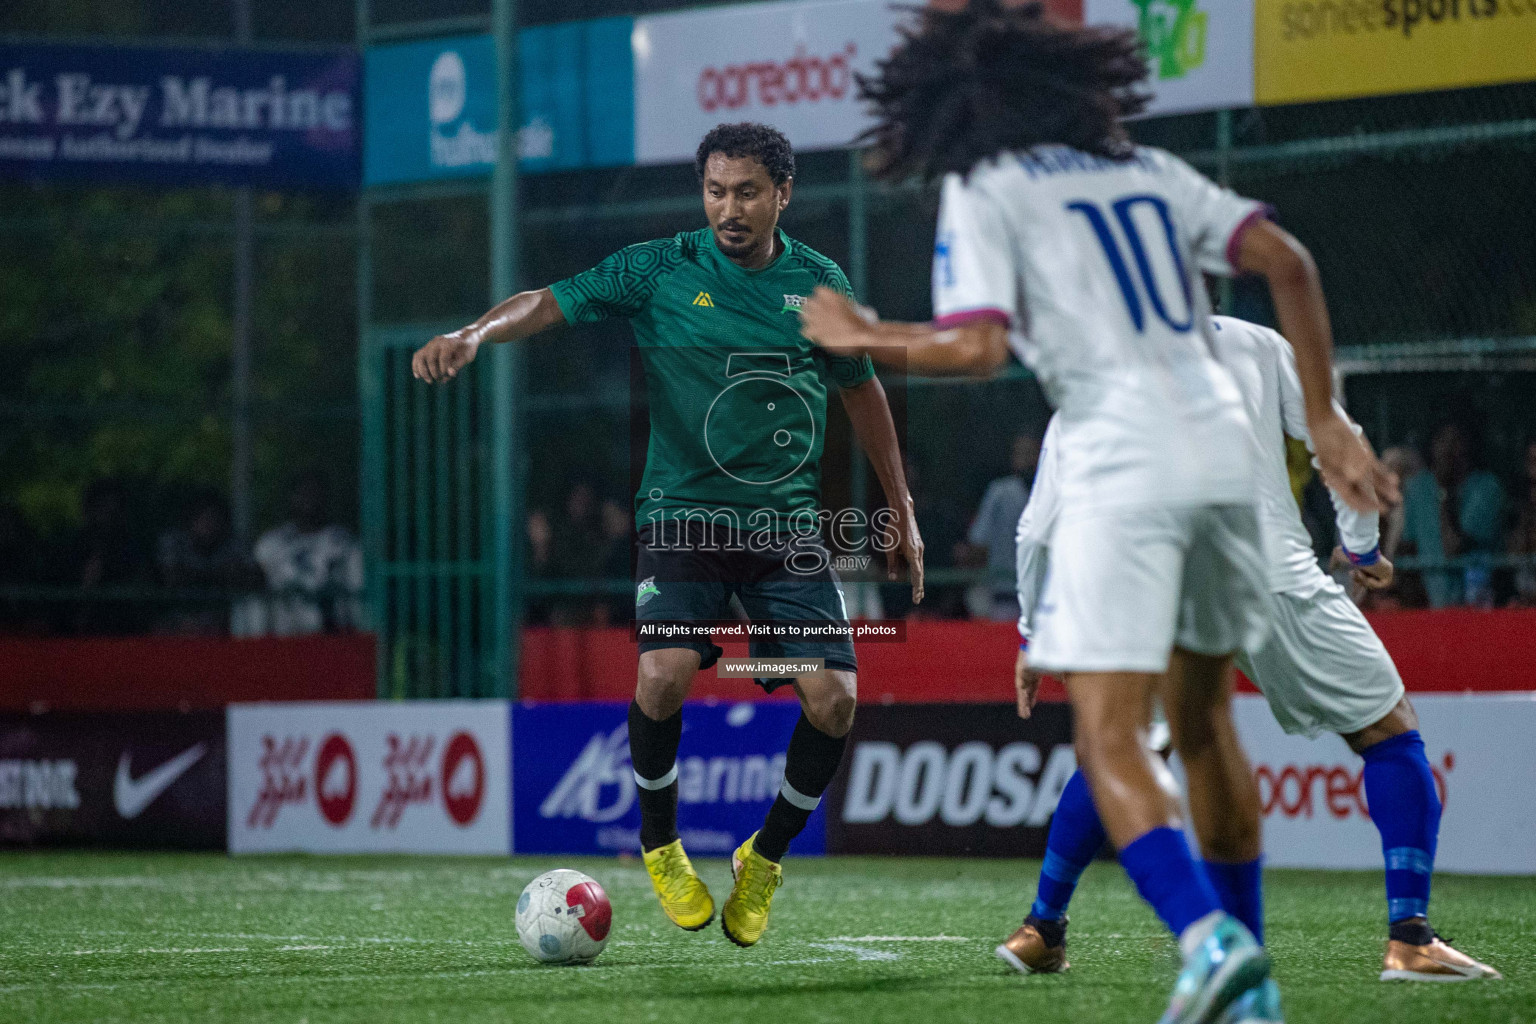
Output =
[{"x1": 0, "y1": 852, "x2": 1530, "y2": 1023}]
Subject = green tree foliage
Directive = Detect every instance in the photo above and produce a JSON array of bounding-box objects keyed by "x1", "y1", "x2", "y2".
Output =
[{"x1": 0, "y1": 184, "x2": 356, "y2": 537}]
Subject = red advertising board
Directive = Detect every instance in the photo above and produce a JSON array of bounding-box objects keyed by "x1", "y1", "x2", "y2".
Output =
[{"x1": 519, "y1": 610, "x2": 1536, "y2": 704}]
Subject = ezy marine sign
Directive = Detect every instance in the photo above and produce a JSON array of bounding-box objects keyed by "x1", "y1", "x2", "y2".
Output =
[{"x1": 0, "y1": 43, "x2": 359, "y2": 188}]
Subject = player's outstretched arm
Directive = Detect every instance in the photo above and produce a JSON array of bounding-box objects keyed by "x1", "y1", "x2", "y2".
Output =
[
  {"x1": 412, "y1": 287, "x2": 567, "y2": 384},
  {"x1": 1235, "y1": 221, "x2": 1398, "y2": 512},
  {"x1": 799, "y1": 287, "x2": 1009, "y2": 378},
  {"x1": 838, "y1": 375, "x2": 925, "y2": 603}
]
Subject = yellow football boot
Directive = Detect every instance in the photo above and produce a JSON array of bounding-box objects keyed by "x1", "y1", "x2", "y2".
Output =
[
  {"x1": 642, "y1": 839, "x2": 715, "y2": 931},
  {"x1": 721, "y1": 831, "x2": 783, "y2": 947}
]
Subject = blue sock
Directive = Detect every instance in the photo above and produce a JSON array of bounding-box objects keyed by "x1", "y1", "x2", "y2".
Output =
[
  {"x1": 1031, "y1": 769, "x2": 1108, "y2": 921},
  {"x1": 1119, "y1": 826, "x2": 1223, "y2": 938},
  {"x1": 1202, "y1": 858, "x2": 1264, "y2": 944},
  {"x1": 1361, "y1": 730, "x2": 1440, "y2": 924}
]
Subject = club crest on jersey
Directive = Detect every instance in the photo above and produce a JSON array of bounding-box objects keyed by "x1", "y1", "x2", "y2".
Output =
[
  {"x1": 692, "y1": 292, "x2": 715, "y2": 308},
  {"x1": 780, "y1": 294, "x2": 808, "y2": 314},
  {"x1": 636, "y1": 577, "x2": 660, "y2": 607}
]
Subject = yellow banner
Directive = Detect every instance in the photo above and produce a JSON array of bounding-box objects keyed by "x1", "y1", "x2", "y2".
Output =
[{"x1": 1256, "y1": 0, "x2": 1536, "y2": 105}]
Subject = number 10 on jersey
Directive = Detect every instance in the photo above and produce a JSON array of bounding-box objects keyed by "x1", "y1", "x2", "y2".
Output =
[{"x1": 1067, "y1": 194, "x2": 1196, "y2": 334}]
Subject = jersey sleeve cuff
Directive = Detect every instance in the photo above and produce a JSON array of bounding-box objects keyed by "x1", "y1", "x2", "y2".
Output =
[
  {"x1": 1343, "y1": 543, "x2": 1380, "y2": 567},
  {"x1": 933, "y1": 308, "x2": 1011, "y2": 330},
  {"x1": 1223, "y1": 204, "x2": 1277, "y2": 273},
  {"x1": 547, "y1": 279, "x2": 583, "y2": 325}
]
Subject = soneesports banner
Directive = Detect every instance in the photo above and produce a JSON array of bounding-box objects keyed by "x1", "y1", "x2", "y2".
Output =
[
  {"x1": 0, "y1": 43, "x2": 358, "y2": 188},
  {"x1": 513, "y1": 701, "x2": 825, "y2": 856},
  {"x1": 825, "y1": 703, "x2": 1077, "y2": 857},
  {"x1": 0, "y1": 712, "x2": 225, "y2": 849},
  {"x1": 631, "y1": 0, "x2": 905, "y2": 166},
  {"x1": 1254, "y1": 0, "x2": 1536, "y2": 105},
  {"x1": 1234, "y1": 694, "x2": 1536, "y2": 875},
  {"x1": 228, "y1": 701, "x2": 509, "y2": 854},
  {"x1": 1085, "y1": 0, "x2": 1255, "y2": 115}
]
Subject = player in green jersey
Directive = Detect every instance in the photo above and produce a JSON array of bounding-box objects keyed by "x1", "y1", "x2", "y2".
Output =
[{"x1": 413, "y1": 123, "x2": 924, "y2": 947}]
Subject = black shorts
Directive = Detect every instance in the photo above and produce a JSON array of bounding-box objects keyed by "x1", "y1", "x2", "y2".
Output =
[{"x1": 633, "y1": 521, "x2": 858, "y2": 685}]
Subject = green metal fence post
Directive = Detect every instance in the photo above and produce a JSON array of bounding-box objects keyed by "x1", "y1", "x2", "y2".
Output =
[
  {"x1": 354, "y1": 0, "x2": 390, "y2": 695},
  {"x1": 489, "y1": 0, "x2": 523, "y2": 698},
  {"x1": 1216, "y1": 108, "x2": 1235, "y2": 314},
  {"x1": 847, "y1": 149, "x2": 870, "y2": 564}
]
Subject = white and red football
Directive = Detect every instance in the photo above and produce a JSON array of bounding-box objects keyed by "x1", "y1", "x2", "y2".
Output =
[{"x1": 515, "y1": 869, "x2": 613, "y2": 965}]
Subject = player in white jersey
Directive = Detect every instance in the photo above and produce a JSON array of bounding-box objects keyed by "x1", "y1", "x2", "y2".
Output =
[
  {"x1": 1002, "y1": 319, "x2": 1499, "y2": 985},
  {"x1": 798, "y1": 6, "x2": 1395, "y2": 1023}
]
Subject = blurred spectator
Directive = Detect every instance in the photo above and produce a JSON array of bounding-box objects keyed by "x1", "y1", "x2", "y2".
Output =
[
  {"x1": 64, "y1": 479, "x2": 151, "y2": 635},
  {"x1": 547, "y1": 481, "x2": 607, "y2": 625},
  {"x1": 155, "y1": 490, "x2": 250, "y2": 635},
  {"x1": 548, "y1": 481, "x2": 606, "y2": 581},
  {"x1": 1401, "y1": 420, "x2": 1505, "y2": 607},
  {"x1": 525, "y1": 508, "x2": 554, "y2": 626},
  {"x1": 594, "y1": 496, "x2": 633, "y2": 626},
  {"x1": 957, "y1": 434, "x2": 1039, "y2": 621},
  {"x1": 1358, "y1": 446, "x2": 1430, "y2": 610},
  {"x1": 1508, "y1": 440, "x2": 1536, "y2": 607},
  {"x1": 0, "y1": 503, "x2": 47, "y2": 635},
  {"x1": 235, "y1": 473, "x2": 362, "y2": 636},
  {"x1": 885, "y1": 456, "x2": 968, "y2": 619},
  {"x1": 1379, "y1": 446, "x2": 1426, "y2": 560}
]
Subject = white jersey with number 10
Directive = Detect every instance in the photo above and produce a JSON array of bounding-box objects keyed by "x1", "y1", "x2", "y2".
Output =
[{"x1": 932, "y1": 145, "x2": 1271, "y2": 514}]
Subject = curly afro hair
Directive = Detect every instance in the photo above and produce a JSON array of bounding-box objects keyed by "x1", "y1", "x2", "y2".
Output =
[
  {"x1": 695, "y1": 122, "x2": 796, "y2": 185},
  {"x1": 859, "y1": 0, "x2": 1151, "y2": 183}
]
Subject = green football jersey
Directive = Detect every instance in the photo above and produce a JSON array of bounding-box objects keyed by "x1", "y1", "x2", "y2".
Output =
[{"x1": 549, "y1": 227, "x2": 875, "y2": 531}]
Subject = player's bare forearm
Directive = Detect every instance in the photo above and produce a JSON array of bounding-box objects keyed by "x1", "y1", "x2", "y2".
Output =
[
  {"x1": 1237, "y1": 221, "x2": 1398, "y2": 511},
  {"x1": 838, "y1": 375, "x2": 925, "y2": 601},
  {"x1": 412, "y1": 287, "x2": 566, "y2": 383},
  {"x1": 799, "y1": 287, "x2": 1009, "y2": 378},
  {"x1": 1236, "y1": 222, "x2": 1335, "y2": 424}
]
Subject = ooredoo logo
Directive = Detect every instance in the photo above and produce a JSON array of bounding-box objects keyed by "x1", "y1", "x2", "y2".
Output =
[
  {"x1": 1256, "y1": 752, "x2": 1452, "y2": 820},
  {"x1": 697, "y1": 43, "x2": 857, "y2": 113},
  {"x1": 314, "y1": 733, "x2": 358, "y2": 827},
  {"x1": 442, "y1": 731, "x2": 486, "y2": 826}
]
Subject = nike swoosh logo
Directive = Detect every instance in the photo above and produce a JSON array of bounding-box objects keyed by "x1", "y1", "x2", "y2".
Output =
[{"x1": 114, "y1": 743, "x2": 207, "y2": 820}]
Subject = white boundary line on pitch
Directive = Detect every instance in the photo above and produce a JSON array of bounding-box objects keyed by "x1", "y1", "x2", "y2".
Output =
[{"x1": 824, "y1": 935, "x2": 971, "y2": 942}]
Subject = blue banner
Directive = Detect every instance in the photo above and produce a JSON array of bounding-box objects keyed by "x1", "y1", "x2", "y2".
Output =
[
  {"x1": 512, "y1": 701, "x2": 824, "y2": 857},
  {"x1": 363, "y1": 23, "x2": 633, "y2": 187},
  {"x1": 0, "y1": 43, "x2": 358, "y2": 189},
  {"x1": 365, "y1": 34, "x2": 496, "y2": 186}
]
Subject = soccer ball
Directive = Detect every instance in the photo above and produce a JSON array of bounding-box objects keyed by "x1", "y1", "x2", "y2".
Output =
[{"x1": 515, "y1": 869, "x2": 612, "y2": 965}]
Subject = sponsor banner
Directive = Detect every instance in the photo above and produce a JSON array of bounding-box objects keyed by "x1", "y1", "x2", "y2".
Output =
[
  {"x1": 519, "y1": 18, "x2": 634, "y2": 173},
  {"x1": 0, "y1": 43, "x2": 358, "y2": 189},
  {"x1": 365, "y1": 35, "x2": 496, "y2": 186},
  {"x1": 1085, "y1": 0, "x2": 1255, "y2": 115},
  {"x1": 228, "y1": 701, "x2": 509, "y2": 854},
  {"x1": 825, "y1": 703, "x2": 1077, "y2": 856},
  {"x1": 1255, "y1": 0, "x2": 1536, "y2": 106},
  {"x1": 632, "y1": 0, "x2": 905, "y2": 165},
  {"x1": 1234, "y1": 693, "x2": 1536, "y2": 875},
  {"x1": 513, "y1": 701, "x2": 824, "y2": 856},
  {"x1": 363, "y1": 23, "x2": 633, "y2": 186},
  {"x1": 0, "y1": 712, "x2": 225, "y2": 848}
]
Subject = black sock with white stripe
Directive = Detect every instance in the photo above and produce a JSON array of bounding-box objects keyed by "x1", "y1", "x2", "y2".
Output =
[
  {"x1": 629, "y1": 700, "x2": 682, "y2": 853},
  {"x1": 754, "y1": 712, "x2": 848, "y2": 863}
]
